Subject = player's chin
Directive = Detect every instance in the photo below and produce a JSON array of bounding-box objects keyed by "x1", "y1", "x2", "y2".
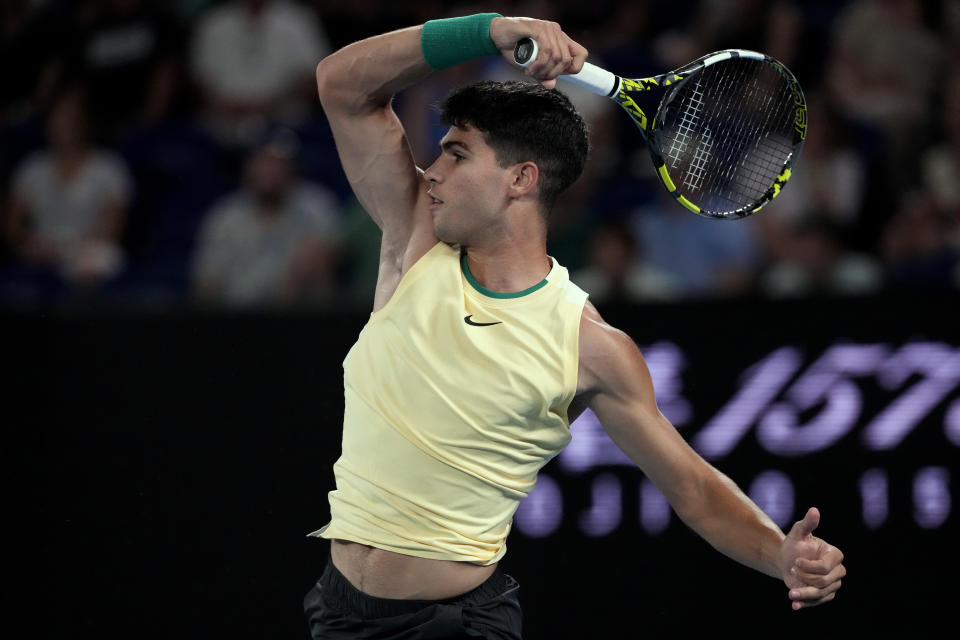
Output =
[{"x1": 431, "y1": 218, "x2": 463, "y2": 245}]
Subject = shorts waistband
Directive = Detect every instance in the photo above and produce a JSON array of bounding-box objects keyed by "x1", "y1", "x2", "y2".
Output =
[{"x1": 319, "y1": 558, "x2": 511, "y2": 619}]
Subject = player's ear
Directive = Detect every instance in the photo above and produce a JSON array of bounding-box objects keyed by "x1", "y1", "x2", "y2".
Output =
[{"x1": 508, "y1": 161, "x2": 539, "y2": 198}]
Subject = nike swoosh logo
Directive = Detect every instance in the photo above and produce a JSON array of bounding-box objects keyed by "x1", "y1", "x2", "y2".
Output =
[{"x1": 464, "y1": 315, "x2": 502, "y2": 327}]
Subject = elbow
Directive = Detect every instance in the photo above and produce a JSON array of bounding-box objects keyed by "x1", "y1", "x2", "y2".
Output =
[
  {"x1": 315, "y1": 55, "x2": 338, "y2": 104},
  {"x1": 315, "y1": 54, "x2": 377, "y2": 116},
  {"x1": 315, "y1": 53, "x2": 354, "y2": 108},
  {"x1": 666, "y1": 464, "x2": 721, "y2": 528}
]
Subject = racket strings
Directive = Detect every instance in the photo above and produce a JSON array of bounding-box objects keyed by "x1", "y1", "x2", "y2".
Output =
[
  {"x1": 659, "y1": 58, "x2": 798, "y2": 214},
  {"x1": 669, "y1": 80, "x2": 713, "y2": 193},
  {"x1": 667, "y1": 80, "x2": 704, "y2": 170},
  {"x1": 712, "y1": 65, "x2": 787, "y2": 198},
  {"x1": 684, "y1": 119, "x2": 712, "y2": 193},
  {"x1": 701, "y1": 63, "x2": 793, "y2": 204},
  {"x1": 724, "y1": 67, "x2": 794, "y2": 190}
]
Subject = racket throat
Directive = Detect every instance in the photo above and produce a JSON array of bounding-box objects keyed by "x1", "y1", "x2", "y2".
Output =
[
  {"x1": 613, "y1": 75, "x2": 679, "y2": 135},
  {"x1": 606, "y1": 76, "x2": 621, "y2": 98}
]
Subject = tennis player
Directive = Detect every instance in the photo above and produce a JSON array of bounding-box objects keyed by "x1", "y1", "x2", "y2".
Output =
[{"x1": 303, "y1": 14, "x2": 845, "y2": 640}]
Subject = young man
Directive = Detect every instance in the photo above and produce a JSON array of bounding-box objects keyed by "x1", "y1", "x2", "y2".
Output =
[{"x1": 304, "y1": 14, "x2": 846, "y2": 640}]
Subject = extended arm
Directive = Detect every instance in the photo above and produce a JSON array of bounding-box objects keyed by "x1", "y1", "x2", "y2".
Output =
[{"x1": 577, "y1": 302, "x2": 845, "y2": 609}]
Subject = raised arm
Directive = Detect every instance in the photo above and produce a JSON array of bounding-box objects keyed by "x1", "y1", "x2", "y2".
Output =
[
  {"x1": 314, "y1": 24, "x2": 433, "y2": 304},
  {"x1": 314, "y1": 14, "x2": 586, "y2": 310},
  {"x1": 576, "y1": 302, "x2": 846, "y2": 609}
]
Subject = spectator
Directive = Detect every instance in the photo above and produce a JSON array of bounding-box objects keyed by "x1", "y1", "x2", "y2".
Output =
[
  {"x1": 628, "y1": 189, "x2": 762, "y2": 299},
  {"x1": 1, "y1": 0, "x2": 67, "y2": 123},
  {"x1": 920, "y1": 65, "x2": 960, "y2": 288},
  {"x1": 879, "y1": 191, "x2": 959, "y2": 289},
  {"x1": 572, "y1": 219, "x2": 681, "y2": 305},
  {"x1": 190, "y1": 0, "x2": 331, "y2": 147},
  {"x1": 758, "y1": 216, "x2": 883, "y2": 298},
  {"x1": 4, "y1": 87, "x2": 132, "y2": 289},
  {"x1": 191, "y1": 129, "x2": 342, "y2": 308},
  {"x1": 826, "y1": 0, "x2": 944, "y2": 182},
  {"x1": 307, "y1": 0, "x2": 413, "y2": 51},
  {"x1": 694, "y1": 0, "x2": 802, "y2": 66},
  {"x1": 762, "y1": 95, "x2": 866, "y2": 233},
  {"x1": 755, "y1": 93, "x2": 881, "y2": 297},
  {"x1": 58, "y1": 0, "x2": 185, "y2": 141},
  {"x1": 920, "y1": 68, "x2": 959, "y2": 226}
]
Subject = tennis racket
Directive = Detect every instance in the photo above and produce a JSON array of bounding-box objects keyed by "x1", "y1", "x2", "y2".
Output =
[{"x1": 514, "y1": 39, "x2": 806, "y2": 219}]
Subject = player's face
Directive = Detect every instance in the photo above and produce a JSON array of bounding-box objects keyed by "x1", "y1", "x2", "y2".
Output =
[{"x1": 423, "y1": 125, "x2": 512, "y2": 245}]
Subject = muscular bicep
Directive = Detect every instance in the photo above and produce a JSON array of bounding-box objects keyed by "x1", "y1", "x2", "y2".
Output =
[
  {"x1": 325, "y1": 106, "x2": 440, "y2": 310},
  {"x1": 581, "y1": 315, "x2": 712, "y2": 509},
  {"x1": 326, "y1": 105, "x2": 423, "y2": 236},
  {"x1": 315, "y1": 35, "x2": 438, "y2": 273},
  {"x1": 593, "y1": 367, "x2": 706, "y2": 502}
]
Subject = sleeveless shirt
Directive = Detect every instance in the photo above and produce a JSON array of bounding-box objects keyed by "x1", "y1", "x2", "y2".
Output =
[{"x1": 312, "y1": 242, "x2": 588, "y2": 564}]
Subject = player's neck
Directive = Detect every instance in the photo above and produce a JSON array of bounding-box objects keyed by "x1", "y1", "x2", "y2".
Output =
[
  {"x1": 462, "y1": 236, "x2": 550, "y2": 295},
  {"x1": 461, "y1": 198, "x2": 551, "y2": 293}
]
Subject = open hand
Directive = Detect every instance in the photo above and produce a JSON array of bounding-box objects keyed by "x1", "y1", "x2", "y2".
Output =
[{"x1": 780, "y1": 507, "x2": 846, "y2": 610}]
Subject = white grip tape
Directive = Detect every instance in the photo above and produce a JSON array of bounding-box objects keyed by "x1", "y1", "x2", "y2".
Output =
[{"x1": 561, "y1": 62, "x2": 619, "y2": 97}]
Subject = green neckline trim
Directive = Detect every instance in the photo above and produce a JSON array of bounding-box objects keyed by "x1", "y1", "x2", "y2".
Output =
[{"x1": 460, "y1": 253, "x2": 549, "y2": 299}]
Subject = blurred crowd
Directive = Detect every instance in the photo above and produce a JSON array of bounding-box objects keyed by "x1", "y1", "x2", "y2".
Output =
[{"x1": 1, "y1": 0, "x2": 958, "y2": 311}]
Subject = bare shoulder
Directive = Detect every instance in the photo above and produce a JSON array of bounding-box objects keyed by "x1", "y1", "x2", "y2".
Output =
[
  {"x1": 577, "y1": 300, "x2": 652, "y2": 397},
  {"x1": 579, "y1": 301, "x2": 636, "y2": 367}
]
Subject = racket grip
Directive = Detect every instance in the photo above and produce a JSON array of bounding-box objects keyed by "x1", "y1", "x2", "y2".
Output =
[
  {"x1": 513, "y1": 38, "x2": 619, "y2": 97},
  {"x1": 514, "y1": 38, "x2": 539, "y2": 67}
]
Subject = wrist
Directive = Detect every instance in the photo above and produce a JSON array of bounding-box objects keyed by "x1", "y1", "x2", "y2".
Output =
[
  {"x1": 769, "y1": 532, "x2": 791, "y2": 580},
  {"x1": 420, "y1": 13, "x2": 502, "y2": 70}
]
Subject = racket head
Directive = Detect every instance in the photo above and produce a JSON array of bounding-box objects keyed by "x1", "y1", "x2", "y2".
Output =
[{"x1": 624, "y1": 50, "x2": 807, "y2": 219}]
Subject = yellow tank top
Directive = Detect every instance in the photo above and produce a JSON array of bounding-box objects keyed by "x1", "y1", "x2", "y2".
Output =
[{"x1": 312, "y1": 242, "x2": 588, "y2": 565}]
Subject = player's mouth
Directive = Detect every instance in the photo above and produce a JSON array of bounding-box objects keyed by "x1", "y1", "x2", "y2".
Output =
[{"x1": 428, "y1": 192, "x2": 444, "y2": 210}]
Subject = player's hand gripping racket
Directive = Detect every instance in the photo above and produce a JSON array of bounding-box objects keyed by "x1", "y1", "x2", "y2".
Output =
[{"x1": 515, "y1": 39, "x2": 806, "y2": 219}]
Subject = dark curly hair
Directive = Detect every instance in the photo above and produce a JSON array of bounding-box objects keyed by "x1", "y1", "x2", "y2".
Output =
[{"x1": 440, "y1": 80, "x2": 589, "y2": 214}]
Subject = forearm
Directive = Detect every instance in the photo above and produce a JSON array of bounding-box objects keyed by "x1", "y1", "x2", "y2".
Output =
[
  {"x1": 677, "y1": 468, "x2": 786, "y2": 579},
  {"x1": 584, "y1": 310, "x2": 845, "y2": 607},
  {"x1": 315, "y1": 26, "x2": 433, "y2": 115},
  {"x1": 315, "y1": 12, "x2": 516, "y2": 115}
]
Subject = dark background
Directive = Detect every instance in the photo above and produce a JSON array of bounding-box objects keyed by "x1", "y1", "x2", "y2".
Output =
[
  {"x1": 11, "y1": 290, "x2": 957, "y2": 638},
  {"x1": 3, "y1": 1, "x2": 958, "y2": 638}
]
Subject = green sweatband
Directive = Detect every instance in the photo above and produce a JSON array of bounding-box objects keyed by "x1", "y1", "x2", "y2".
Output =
[{"x1": 421, "y1": 13, "x2": 502, "y2": 71}]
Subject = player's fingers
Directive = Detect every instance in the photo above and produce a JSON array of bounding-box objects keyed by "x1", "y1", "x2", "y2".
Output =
[
  {"x1": 567, "y1": 41, "x2": 589, "y2": 74},
  {"x1": 525, "y1": 54, "x2": 568, "y2": 87},
  {"x1": 528, "y1": 25, "x2": 577, "y2": 80},
  {"x1": 523, "y1": 52, "x2": 558, "y2": 88},
  {"x1": 791, "y1": 591, "x2": 838, "y2": 611},
  {"x1": 548, "y1": 29, "x2": 577, "y2": 75},
  {"x1": 521, "y1": 38, "x2": 554, "y2": 76},
  {"x1": 543, "y1": 54, "x2": 574, "y2": 82},
  {"x1": 791, "y1": 507, "x2": 821, "y2": 537},
  {"x1": 524, "y1": 59, "x2": 555, "y2": 85},
  {"x1": 788, "y1": 579, "x2": 842, "y2": 610},
  {"x1": 529, "y1": 33, "x2": 564, "y2": 75},
  {"x1": 795, "y1": 548, "x2": 845, "y2": 575},
  {"x1": 791, "y1": 565, "x2": 847, "y2": 589}
]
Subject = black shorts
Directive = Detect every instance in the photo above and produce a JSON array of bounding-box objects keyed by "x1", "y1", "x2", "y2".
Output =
[{"x1": 303, "y1": 559, "x2": 523, "y2": 639}]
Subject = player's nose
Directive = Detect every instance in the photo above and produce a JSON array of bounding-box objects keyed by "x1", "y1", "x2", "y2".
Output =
[{"x1": 423, "y1": 158, "x2": 443, "y2": 184}]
